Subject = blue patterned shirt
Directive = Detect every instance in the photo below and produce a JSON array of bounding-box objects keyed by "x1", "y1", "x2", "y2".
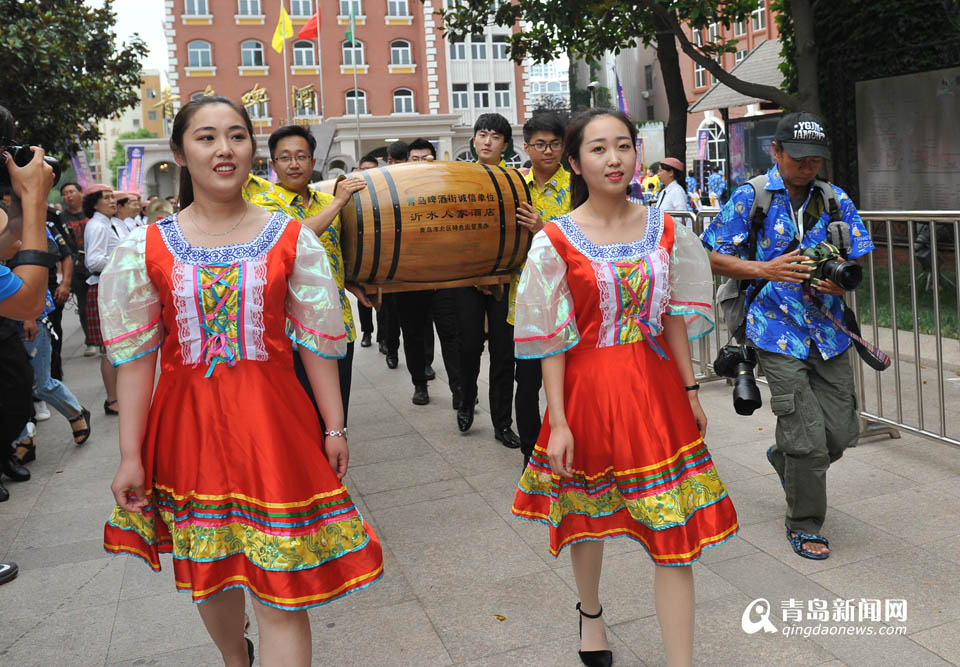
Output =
[
  {"x1": 700, "y1": 165, "x2": 874, "y2": 360},
  {"x1": 708, "y1": 171, "x2": 726, "y2": 196}
]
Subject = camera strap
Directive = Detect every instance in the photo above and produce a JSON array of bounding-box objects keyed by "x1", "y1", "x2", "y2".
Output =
[{"x1": 802, "y1": 287, "x2": 891, "y2": 371}]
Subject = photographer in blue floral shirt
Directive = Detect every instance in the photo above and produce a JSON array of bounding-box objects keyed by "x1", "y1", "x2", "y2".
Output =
[{"x1": 701, "y1": 113, "x2": 873, "y2": 561}]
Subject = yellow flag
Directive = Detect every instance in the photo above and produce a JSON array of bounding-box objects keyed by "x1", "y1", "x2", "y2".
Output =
[{"x1": 271, "y1": 7, "x2": 293, "y2": 53}]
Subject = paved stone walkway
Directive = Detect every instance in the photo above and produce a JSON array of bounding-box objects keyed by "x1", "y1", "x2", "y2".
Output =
[{"x1": 2, "y1": 305, "x2": 960, "y2": 666}]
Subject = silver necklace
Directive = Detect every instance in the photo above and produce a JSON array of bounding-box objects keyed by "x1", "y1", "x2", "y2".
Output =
[{"x1": 186, "y1": 205, "x2": 248, "y2": 238}]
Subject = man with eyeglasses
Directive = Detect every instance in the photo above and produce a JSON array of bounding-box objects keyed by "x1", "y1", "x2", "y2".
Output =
[
  {"x1": 511, "y1": 112, "x2": 572, "y2": 468},
  {"x1": 248, "y1": 125, "x2": 368, "y2": 424}
]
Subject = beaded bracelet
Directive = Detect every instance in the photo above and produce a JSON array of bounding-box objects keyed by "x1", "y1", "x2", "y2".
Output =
[{"x1": 324, "y1": 428, "x2": 348, "y2": 438}]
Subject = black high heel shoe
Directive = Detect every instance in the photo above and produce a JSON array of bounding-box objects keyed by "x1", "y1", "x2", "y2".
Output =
[{"x1": 576, "y1": 602, "x2": 613, "y2": 667}]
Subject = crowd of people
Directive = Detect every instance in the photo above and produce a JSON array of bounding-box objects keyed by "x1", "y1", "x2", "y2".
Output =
[{"x1": 0, "y1": 97, "x2": 873, "y2": 667}]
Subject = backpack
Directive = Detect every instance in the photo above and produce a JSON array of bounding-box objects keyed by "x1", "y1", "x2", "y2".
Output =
[{"x1": 715, "y1": 174, "x2": 847, "y2": 342}]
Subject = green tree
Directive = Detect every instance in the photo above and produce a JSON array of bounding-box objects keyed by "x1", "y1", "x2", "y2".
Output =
[
  {"x1": 437, "y1": 0, "x2": 818, "y2": 159},
  {"x1": 0, "y1": 0, "x2": 147, "y2": 157},
  {"x1": 108, "y1": 128, "x2": 155, "y2": 187}
]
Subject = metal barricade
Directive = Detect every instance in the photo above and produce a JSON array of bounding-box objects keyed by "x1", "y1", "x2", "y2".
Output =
[
  {"x1": 850, "y1": 211, "x2": 960, "y2": 448},
  {"x1": 664, "y1": 208, "x2": 723, "y2": 382}
]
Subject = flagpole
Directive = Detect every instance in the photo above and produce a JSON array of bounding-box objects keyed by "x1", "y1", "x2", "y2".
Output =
[
  {"x1": 314, "y1": 13, "x2": 325, "y2": 119},
  {"x1": 282, "y1": 2, "x2": 291, "y2": 123},
  {"x1": 350, "y1": 10, "x2": 361, "y2": 160}
]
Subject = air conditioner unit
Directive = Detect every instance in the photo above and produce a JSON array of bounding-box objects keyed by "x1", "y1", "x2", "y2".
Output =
[{"x1": 641, "y1": 90, "x2": 651, "y2": 99}]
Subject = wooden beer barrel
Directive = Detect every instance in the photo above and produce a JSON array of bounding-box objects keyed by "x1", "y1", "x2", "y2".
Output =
[{"x1": 340, "y1": 161, "x2": 532, "y2": 286}]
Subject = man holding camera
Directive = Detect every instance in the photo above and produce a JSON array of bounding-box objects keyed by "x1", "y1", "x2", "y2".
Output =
[{"x1": 701, "y1": 113, "x2": 874, "y2": 560}]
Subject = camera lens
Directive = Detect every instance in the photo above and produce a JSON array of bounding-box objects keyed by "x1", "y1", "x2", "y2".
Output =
[
  {"x1": 732, "y1": 364, "x2": 762, "y2": 415},
  {"x1": 822, "y1": 259, "x2": 862, "y2": 290}
]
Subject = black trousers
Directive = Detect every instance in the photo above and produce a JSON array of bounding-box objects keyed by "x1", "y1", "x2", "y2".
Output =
[
  {"x1": 357, "y1": 303, "x2": 374, "y2": 335},
  {"x1": 391, "y1": 290, "x2": 460, "y2": 389},
  {"x1": 292, "y1": 342, "x2": 355, "y2": 427},
  {"x1": 514, "y1": 358, "x2": 543, "y2": 458},
  {"x1": 49, "y1": 299, "x2": 65, "y2": 380},
  {"x1": 455, "y1": 287, "x2": 514, "y2": 430},
  {"x1": 380, "y1": 296, "x2": 401, "y2": 353},
  {"x1": 430, "y1": 289, "x2": 461, "y2": 391},
  {"x1": 0, "y1": 336, "x2": 34, "y2": 448}
]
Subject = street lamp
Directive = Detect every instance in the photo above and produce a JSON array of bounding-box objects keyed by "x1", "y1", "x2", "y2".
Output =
[{"x1": 587, "y1": 80, "x2": 599, "y2": 108}]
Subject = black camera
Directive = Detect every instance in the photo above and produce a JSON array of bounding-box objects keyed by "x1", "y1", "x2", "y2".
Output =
[
  {"x1": 713, "y1": 343, "x2": 762, "y2": 416},
  {"x1": 0, "y1": 145, "x2": 62, "y2": 188},
  {"x1": 799, "y1": 241, "x2": 862, "y2": 291}
]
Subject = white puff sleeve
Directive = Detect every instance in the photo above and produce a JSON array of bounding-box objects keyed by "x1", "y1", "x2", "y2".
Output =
[
  {"x1": 667, "y1": 221, "x2": 716, "y2": 340},
  {"x1": 98, "y1": 226, "x2": 163, "y2": 366},
  {"x1": 513, "y1": 231, "x2": 580, "y2": 358},
  {"x1": 285, "y1": 225, "x2": 348, "y2": 359}
]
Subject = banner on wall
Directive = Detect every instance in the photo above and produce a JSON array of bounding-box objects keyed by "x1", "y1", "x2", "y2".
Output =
[
  {"x1": 116, "y1": 166, "x2": 126, "y2": 190},
  {"x1": 122, "y1": 145, "x2": 145, "y2": 193},
  {"x1": 69, "y1": 141, "x2": 94, "y2": 190},
  {"x1": 697, "y1": 129, "x2": 710, "y2": 192}
]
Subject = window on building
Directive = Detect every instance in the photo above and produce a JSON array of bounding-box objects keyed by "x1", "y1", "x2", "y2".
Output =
[
  {"x1": 148, "y1": 88, "x2": 157, "y2": 98},
  {"x1": 185, "y1": 0, "x2": 207, "y2": 15},
  {"x1": 546, "y1": 81, "x2": 562, "y2": 94},
  {"x1": 735, "y1": 49, "x2": 747, "y2": 64},
  {"x1": 694, "y1": 62, "x2": 706, "y2": 88},
  {"x1": 471, "y1": 35, "x2": 487, "y2": 60},
  {"x1": 494, "y1": 83, "x2": 510, "y2": 107},
  {"x1": 752, "y1": 3, "x2": 766, "y2": 31},
  {"x1": 340, "y1": 0, "x2": 361, "y2": 16},
  {"x1": 708, "y1": 23, "x2": 719, "y2": 42},
  {"x1": 342, "y1": 40, "x2": 364, "y2": 66},
  {"x1": 702, "y1": 119, "x2": 727, "y2": 171},
  {"x1": 390, "y1": 40, "x2": 411, "y2": 65},
  {"x1": 491, "y1": 35, "x2": 508, "y2": 60},
  {"x1": 734, "y1": 20, "x2": 745, "y2": 36},
  {"x1": 188, "y1": 40, "x2": 212, "y2": 68},
  {"x1": 452, "y1": 83, "x2": 468, "y2": 109},
  {"x1": 133, "y1": 119, "x2": 140, "y2": 128},
  {"x1": 531, "y1": 64, "x2": 543, "y2": 77},
  {"x1": 646, "y1": 105, "x2": 655, "y2": 121},
  {"x1": 345, "y1": 89, "x2": 367, "y2": 115},
  {"x1": 148, "y1": 111, "x2": 158, "y2": 121},
  {"x1": 644, "y1": 64, "x2": 653, "y2": 89},
  {"x1": 247, "y1": 99, "x2": 268, "y2": 119},
  {"x1": 473, "y1": 83, "x2": 489, "y2": 108},
  {"x1": 291, "y1": 0, "x2": 312, "y2": 17},
  {"x1": 237, "y1": 0, "x2": 260, "y2": 16},
  {"x1": 393, "y1": 89, "x2": 414, "y2": 113},
  {"x1": 293, "y1": 41, "x2": 315, "y2": 66},
  {"x1": 450, "y1": 39, "x2": 466, "y2": 60},
  {"x1": 693, "y1": 29, "x2": 703, "y2": 47},
  {"x1": 241, "y1": 40, "x2": 265, "y2": 67},
  {"x1": 387, "y1": 0, "x2": 408, "y2": 16}
]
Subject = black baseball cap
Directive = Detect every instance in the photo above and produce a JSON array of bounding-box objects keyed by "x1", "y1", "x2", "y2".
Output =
[{"x1": 774, "y1": 112, "x2": 830, "y2": 160}]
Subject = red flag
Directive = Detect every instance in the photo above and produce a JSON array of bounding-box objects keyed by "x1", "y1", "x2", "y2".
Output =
[{"x1": 297, "y1": 11, "x2": 320, "y2": 40}]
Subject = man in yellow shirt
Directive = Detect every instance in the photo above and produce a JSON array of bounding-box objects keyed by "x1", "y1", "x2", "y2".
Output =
[
  {"x1": 513, "y1": 112, "x2": 572, "y2": 468},
  {"x1": 247, "y1": 125, "x2": 367, "y2": 422}
]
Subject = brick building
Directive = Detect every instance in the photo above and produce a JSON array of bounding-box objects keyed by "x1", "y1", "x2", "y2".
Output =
[{"x1": 147, "y1": 0, "x2": 534, "y2": 188}]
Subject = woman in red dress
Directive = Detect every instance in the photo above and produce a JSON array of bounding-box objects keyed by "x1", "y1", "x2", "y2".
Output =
[
  {"x1": 100, "y1": 97, "x2": 383, "y2": 666},
  {"x1": 511, "y1": 109, "x2": 739, "y2": 667}
]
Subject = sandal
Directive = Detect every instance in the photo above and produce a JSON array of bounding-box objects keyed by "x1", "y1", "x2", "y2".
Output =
[
  {"x1": 14, "y1": 437, "x2": 35, "y2": 464},
  {"x1": 787, "y1": 529, "x2": 830, "y2": 560},
  {"x1": 104, "y1": 400, "x2": 119, "y2": 416},
  {"x1": 69, "y1": 407, "x2": 92, "y2": 446}
]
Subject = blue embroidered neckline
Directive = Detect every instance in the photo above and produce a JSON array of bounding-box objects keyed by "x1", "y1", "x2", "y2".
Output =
[
  {"x1": 156, "y1": 212, "x2": 290, "y2": 263},
  {"x1": 554, "y1": 208, "x2": 664, "y2": 261}
]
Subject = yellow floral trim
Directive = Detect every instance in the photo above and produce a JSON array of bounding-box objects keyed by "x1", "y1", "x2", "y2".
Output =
[
  {"x1": 107, "y1": 507, "x2": 370, "y2": 571},
  {"x1": 517, "y1": 467, "x2": 729, "y2": 531}
]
